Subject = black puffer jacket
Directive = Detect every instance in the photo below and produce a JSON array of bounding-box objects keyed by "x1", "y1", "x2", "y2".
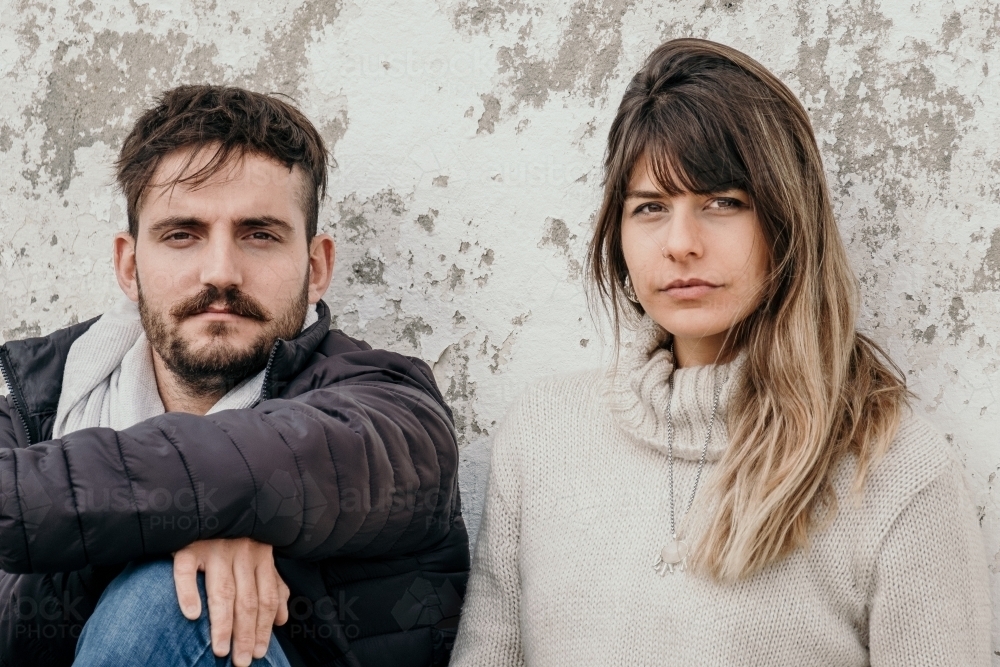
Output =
[{"x1": 0, "y1": 300, "x2": 469, "y2": 666}]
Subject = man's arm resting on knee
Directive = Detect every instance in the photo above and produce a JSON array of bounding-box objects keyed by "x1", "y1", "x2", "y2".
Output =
[{"x1": 0, "y1": 354, "x2": 459, "y2": 573}]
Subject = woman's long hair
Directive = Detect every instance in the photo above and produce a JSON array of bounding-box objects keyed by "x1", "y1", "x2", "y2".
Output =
[{"x1": 587, "y1": 38, "x2": 909, "y2": 582}]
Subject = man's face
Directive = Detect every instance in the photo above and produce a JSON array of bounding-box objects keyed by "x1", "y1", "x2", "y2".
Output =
[{"x1": 114, "y1": 146, "x2": 334, "y2": 397}]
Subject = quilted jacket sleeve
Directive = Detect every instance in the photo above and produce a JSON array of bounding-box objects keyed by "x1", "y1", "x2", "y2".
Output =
[{"x1": 0, "y1": 351, "x2": 459, "y2": 574}]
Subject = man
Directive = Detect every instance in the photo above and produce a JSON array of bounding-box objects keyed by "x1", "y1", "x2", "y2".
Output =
[{"x1": 0, "y1": 85, "x2": 469, "y2": 667}]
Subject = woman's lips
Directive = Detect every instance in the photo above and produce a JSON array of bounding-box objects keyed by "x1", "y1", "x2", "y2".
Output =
[{"x1": 662, "y1": 279, "x2": 720, "y2": 299}]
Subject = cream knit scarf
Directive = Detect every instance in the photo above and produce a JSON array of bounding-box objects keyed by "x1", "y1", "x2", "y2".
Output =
[{"x1": 52, "y1": 298, "x2": 317, "y2": 438}]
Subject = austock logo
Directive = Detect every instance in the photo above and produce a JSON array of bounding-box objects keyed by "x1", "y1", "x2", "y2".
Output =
[
  {"x1": 12, "y1": 591, "x2": 86, "y2": 640},
  {"x1": 253, "y1": 470, "x2": 329, "y2": 541},
  {"x1": 390, "y1": 577, "x2": 462, "y2": 632}
]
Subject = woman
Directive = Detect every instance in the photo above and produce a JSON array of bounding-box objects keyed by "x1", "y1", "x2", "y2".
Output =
[{"x1": 451, "y1": 39, "x2": 991, "y2": 665}]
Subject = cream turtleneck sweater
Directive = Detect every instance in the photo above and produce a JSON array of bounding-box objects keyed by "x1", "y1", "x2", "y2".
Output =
[{"x1": 451, "y1": 318, "x2": 992, "y2": 666}]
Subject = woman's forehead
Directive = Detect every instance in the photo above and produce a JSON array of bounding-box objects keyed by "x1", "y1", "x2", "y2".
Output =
[{"x1": 626, "y1": 151, "x2": 747, "y2": 196}]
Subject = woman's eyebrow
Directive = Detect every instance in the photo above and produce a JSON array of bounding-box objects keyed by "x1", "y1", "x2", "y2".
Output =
[{"x1": 624, "y1": 189, "x2": 667, "y2": 200}]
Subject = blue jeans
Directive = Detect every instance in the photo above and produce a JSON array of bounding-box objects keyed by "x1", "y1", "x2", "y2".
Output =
[{"x1": 74, "y1": 560, "x2": 291, "y2": 667}]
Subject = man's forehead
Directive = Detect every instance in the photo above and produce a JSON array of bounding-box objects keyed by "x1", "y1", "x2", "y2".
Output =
[
  {"x1": 138, "y1": 145, "x2": 311, "y2": 225},
  {"x1": 149, "y1": 146, "x2": 300, "y2": 190}
]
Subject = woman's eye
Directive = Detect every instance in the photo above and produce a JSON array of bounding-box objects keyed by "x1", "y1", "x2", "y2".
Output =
[
  {"x1": 634, "y1": 202, "x2": 665, "y2": 215},
  {"x1": 709, "y1": 197, "x2": 745, "y2": 210}
]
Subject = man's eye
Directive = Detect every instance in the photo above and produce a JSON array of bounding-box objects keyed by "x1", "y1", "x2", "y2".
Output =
[
  {"x1": 166, "y1": 232, "x2": 192, "y2": 241},
  {"x1": 249, "y1": 231, "x2": 276, "y2": 241}
]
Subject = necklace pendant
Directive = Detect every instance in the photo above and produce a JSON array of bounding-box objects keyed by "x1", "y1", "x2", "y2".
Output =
[{"x1": 653, "y1": 539, "x2": 688, "y2": 576}]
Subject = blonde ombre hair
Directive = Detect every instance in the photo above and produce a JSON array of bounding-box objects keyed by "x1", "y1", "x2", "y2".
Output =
[{"x1": 587, "y1": 38, "x2": 909, "y2": 581}]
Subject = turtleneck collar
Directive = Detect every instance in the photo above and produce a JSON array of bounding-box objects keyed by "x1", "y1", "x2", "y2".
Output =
[{"x1": 603, "y1": 315, "x2": 743, "y2": 462}]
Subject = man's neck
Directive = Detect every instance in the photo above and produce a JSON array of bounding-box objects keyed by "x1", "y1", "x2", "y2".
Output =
[{"x1": 150, "y1": 352, "x2": 224, "y2": 415}]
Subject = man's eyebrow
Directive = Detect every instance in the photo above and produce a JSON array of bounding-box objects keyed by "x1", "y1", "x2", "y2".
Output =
[
  {"x1": 147, "y1": 216, "x2": 209, "y2": 236},
  {"x1": 235, "y1": 216, "x2": 295, "y2": 234}
]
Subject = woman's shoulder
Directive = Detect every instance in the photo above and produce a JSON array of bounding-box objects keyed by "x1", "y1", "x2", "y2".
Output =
[
  {"x1": 872, "y1": 408, "x2": 963, "y2": 492},
  {"x1": 488, "y1": 369, "x2": 609, "y2": 451},
  {"x1": 511, "y1": 369, "x2": 608, "y2": 413},
  {"x1": 846, "y1": 407, "x2": 971, "y2": 535}
]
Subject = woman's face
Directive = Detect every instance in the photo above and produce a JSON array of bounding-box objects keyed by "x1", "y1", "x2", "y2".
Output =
[{"x1": 620, "y1": 155, "x2": 770, "y2": 367}]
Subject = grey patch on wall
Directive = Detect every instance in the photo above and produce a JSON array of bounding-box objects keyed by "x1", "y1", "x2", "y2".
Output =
[
  {"x1": 458, "y1": 0, "x2": 634, "y2": 109},
  {"x1": 242, "y1": 0, "x2": 343, "y2": 93},
  {"x1": 2, "y1": 321, "x2": 42, "y2": 341},
  {"x1": 24, "y1": 29, "x2": 220, "y2": 194},
  {"x1": 332, "y1": 191, "x2": 404, "y2": 291},
  {"x1": 947, "y1": 296, "x2": 972, "y2": 340},
  {"x1": 320, "y1": 110, "x2": 350, "y2": 160},
  {"x1": 792, "y1": 9, "x2": 975, "y2": 210},
  {"x1": 539, "y1": 217, "x2": 582, "y2": 279},
  {"x1": 351, "y1": 256, "x2": 386, "y2": 285},
  {"x1": 915, "y1": 324, "x2": 936, "y2": 344},
  {"x1": 20, "y1": 0, "x2": 344, "y2": 195},
  {"x1": 486, "y1": 311, "x2": 530, "y2": 373},
  {"x1": 416, "y1": 208, "x2": 438, "y2": 232},
  {"x1": 433, "y1": 334, "x2": 484, "y2": 448},
  {"x1": 452, "y1": 0, "x2": 533, "y2": 32},
  {"x1": 477, "y1": 94, "x2": 501, "y2": 134},
  {"x1": 326, "y1": 189, "x2": 458, "y2": 357},
  {"x1": 0, "y1": 125, "x2": 13, "y2": 152},
  {"x1": 972, "y1": 228, "x2": 1000, "y2": 292}
]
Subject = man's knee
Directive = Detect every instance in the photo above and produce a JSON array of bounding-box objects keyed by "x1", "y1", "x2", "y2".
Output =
[
  {"x1": 75, "y1": 559, "x2": 208, "y2": 663},
  {"x1": 96, "y1": 559, "x2": 183, "y2": 618}
]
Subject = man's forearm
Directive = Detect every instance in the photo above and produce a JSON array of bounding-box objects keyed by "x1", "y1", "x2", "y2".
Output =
[{"x1": 0, "y1": 372, "x2": 459, "y2": 573}]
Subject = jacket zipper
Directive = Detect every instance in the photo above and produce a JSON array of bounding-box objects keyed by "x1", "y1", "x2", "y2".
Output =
[
  {"x1": 0, "y1": 346, "x2": 34, "y2": 445},
  {"x1": 258, "y1": 342, "x2": 280, "y2": 404}
]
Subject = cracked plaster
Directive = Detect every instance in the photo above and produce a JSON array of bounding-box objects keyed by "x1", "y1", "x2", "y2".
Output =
[{"x1": 2, "y1": 0, "x2": 1000, "y2": 651}]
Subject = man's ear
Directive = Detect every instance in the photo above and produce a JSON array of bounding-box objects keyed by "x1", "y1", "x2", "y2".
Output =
[
  {"x1": 113, "y1": 232, "x2": 140, "y2": 302},
  {"x1": 307, "y1": 234, "x2": 335, "y2": 304}
]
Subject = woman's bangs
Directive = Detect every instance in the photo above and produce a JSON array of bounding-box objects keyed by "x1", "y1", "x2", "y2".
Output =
[{"x1": 642, "y1": 98, "x2": 750, "y2": 197}]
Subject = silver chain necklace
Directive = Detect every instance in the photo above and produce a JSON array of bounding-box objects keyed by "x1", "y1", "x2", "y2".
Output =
[{"x1": 653, "y1": 361, "x2": 726, "y2": 576}]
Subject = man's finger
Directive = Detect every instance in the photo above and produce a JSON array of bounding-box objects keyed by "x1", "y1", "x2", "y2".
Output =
[
  {"x1": 172, "y1": 551, "x2": 203, "y2": 620},
  {"x1": 230, "y1": 550, "x2": 260, "y2": 667},
  {"x1": 253, "y1": 564, "x2": 280, "y2": 658},
  {"x1": 275, "y1": 579, "x2": 290, "y2": 627},
  {"x1": 205, "y1": 560, "x2": 237, "y2": 659}
]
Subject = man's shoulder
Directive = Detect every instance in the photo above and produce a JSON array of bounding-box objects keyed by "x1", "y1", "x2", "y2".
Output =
[
  {"x1": 1, "y1": 315, "x2": 102, "y2": 423},
  {"x1": 280, "y1": 328, "x2": 444, "y2": 406}
]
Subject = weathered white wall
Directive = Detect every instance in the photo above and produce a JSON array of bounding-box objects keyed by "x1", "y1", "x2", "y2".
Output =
[{"x1": 2, "y1": 0, "x2": 999, "y2": 654}]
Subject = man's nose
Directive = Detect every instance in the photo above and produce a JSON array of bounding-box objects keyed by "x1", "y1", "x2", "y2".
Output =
[
  {"x1": 659, "y1": 205, "x2": 704, "y2": 262},
  {"x1": 198, "y1": 234, "x2": 244, "y2": 289}
]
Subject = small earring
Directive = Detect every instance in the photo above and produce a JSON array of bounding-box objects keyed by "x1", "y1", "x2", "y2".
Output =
[{"x1": 623, "y1": 275, "x2": 640, "y2": 304}]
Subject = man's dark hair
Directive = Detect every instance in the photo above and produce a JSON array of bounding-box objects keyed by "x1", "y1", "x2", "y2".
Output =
[{"x1": 116, "y1": 85, "x2": 328, "y2": 241}]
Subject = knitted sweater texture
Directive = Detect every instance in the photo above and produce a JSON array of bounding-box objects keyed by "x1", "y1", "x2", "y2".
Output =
[{"x1": 451, "y1": 318, "x2": 992, "y2": 666}]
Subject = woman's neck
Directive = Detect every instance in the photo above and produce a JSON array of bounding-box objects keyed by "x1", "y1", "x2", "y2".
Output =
[{"x1": 672, "y1": 333, "x2": 734, "y2": 368}]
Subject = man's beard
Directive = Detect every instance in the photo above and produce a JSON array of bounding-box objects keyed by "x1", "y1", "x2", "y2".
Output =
[{"x1": 138, "y1": 278, "x2": 309, "y2": 399}]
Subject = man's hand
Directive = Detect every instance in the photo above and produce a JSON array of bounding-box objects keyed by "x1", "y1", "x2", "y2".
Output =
[{"x1": 173, "y1": 538, "x2": 290, "y2": 667}]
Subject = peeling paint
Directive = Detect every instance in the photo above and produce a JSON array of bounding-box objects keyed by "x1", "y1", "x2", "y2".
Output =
[
  {"x1": 539, "y1": 217, "x2": 582, "y2": 279},
  {"x1": 3, "y1": 2, "x2": 1000, "y2": 640},
  {"x1": 477, "y1": 94, "x2": 501, "y2": 134},
  {"x1": 973, "y1": 228, "x2": 1000, "y2": 292}
]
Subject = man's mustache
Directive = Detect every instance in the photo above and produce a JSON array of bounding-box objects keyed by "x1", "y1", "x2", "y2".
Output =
[{"x1": 170, "y1": 285, "x2": 272, "y2": 322}]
